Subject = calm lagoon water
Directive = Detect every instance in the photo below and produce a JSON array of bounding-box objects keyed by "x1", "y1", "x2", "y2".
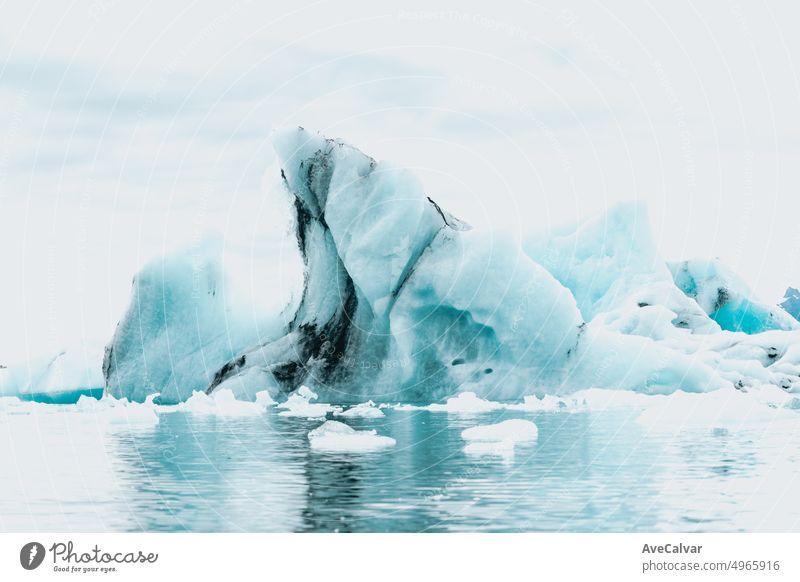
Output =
[{"x1": 1, "y1": 399, "x2": 798, "y2": 532}]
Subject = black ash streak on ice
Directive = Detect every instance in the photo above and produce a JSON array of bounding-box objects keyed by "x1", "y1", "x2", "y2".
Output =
[{"x1": 204, "y1": 131, "x2": 487, "y2": 398}]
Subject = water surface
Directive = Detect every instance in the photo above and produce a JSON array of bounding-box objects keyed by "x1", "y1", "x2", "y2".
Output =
[{"x1": 1, "y1": 400, "x2": 798, "y2": 532}]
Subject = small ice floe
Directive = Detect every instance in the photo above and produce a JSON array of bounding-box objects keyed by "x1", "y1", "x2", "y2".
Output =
[
  {"x1": 278, "y1": 386, "x2": 341, "y2": 419},
  {"x1": 334, "y1": 400, "x2": 385, "y2": 418},
  {"x1": 307, "y1": 420, "x2": 396, "y2": 452},
  {"x1": 73, "y1": 394, "x2": 159, "y2": 426},
  {"x1": 172, "y1": 389, "x2": 271, "y2": 416},
  {"x1": 461, "y1": 419, "x2": 538, "y2": 461},
  {"x1": 635, "y1": 387, "x2": 796, "y2": 433},
  {"x1": 507, "y1": 389, "x2": 657, "y2": 413},
  {"x1": 462, "y1": 419, "x2": 539, "y2": 442},
  {"x1": 395, "y1": 391, "x2": 505, "y2": 413},
  {"x1": 0, "y1": 393, "x2": 160, "y2": 426}
]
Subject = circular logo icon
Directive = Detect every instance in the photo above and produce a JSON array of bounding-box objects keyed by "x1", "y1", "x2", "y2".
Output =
[{"x1": 20, "y1": 542, "x2": 46, "y2": 570}]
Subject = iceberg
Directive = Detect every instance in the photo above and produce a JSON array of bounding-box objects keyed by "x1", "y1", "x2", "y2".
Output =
[
  {"x1": 205, "y1": 127, "x2": 583, "y2": 403},
  {"x1": 524, "y1": 202, "x2": 718, "y2": 337},
  {"x1": 461, "y1": 419, "x2": 539, "y2": 442},
  {"x1": 102, "y1": 127, "x2": 800, "y2": 405},
  {"x1": 461, "y1": 419, "x2": 538, "y2": 460},
  {"x1": 669, "y1": 259, "x2": 798, "y2": 334},
  {"x1": 277, "y1": 385, "x2": 341, "y2": 418},
  {"x1": 307, "y1": 420, "x2": 396, "y2": 452},
  {"x1": 172, "y1": 389, "x2": 274, "y2": 416},
  {"x1": 0, "y1": 392, "x2": 160, "y2": 426},
  {"x1": 0, "y1": 343, "x2": 104, "y2": 403},
  {"x1": 334, "y1": 400, "x2": 385, "y2": 418},
  {"x1": 103, "y1": 238, "x2": 284, "y2": 403},
  {"x1": 395, "y1": 391, "x2": 505, "y2": 413}
]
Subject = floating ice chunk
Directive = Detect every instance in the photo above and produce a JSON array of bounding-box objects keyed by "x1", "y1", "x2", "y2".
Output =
[
  {"x1": 427, "y1": 392, "x2": 504, "y2": 413},
  {"x1": 278, "y1": 385, "x2": 341, "y2": 418},
  {"x1": 461, "y1": 419, "x2": 538, "y2": 461},
  {"x1": 255, "y1": 390, "x2": 276, "y2": 407},
  {"x1": 210, "y1": 367, "x2": 282, "y2": 403},
  {"x1": 507, "y1": 389, "x2": 667, "y2": 412},
  {"x1": 296, "y1": 385, "x2": 317, "y2": 399},
  {"x1": 0, "y1": 393, "x2": 160, "y2": 426},
  {"x1": 461, "y1": 419, "x2": 539, "y2": 443},
  {"x1": 173, "y1": 389, "x2": 270, "y2": 416},
  {"x1": 635, "y1": 388, "x2": 796, "y2": 432},
  {"x1": 334, "y1": 401, "x2": 385, "y2": 418},
  {"x1": 307, "y1": 420, "x2": 396, "y2": 452},
  {"x1": 422, "y1": 392, "x2": 505, "y2": 413},
  {"x1": 73, "y1": 394, "x2": 160, "y2": 426}
]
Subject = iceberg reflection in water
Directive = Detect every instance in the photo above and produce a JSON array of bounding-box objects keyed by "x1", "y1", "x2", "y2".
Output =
[{"x1": 1, "y1": 393, "x2": 797, "y2": 532}]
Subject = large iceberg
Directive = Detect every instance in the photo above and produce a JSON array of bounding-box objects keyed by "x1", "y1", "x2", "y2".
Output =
[
  {"x1": 203, "y1": 128, "x2": 583, "y2": 403},
  {"x1": 101, "y1": 128, "x2": 800, "y2": 404}
]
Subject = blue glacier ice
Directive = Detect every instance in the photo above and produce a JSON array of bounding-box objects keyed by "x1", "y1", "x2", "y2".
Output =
[
  {"x1": 0, "y1": 344, "x2": 104, "y2": 403},
  {"x1": 781, "y1": 287, "x2": 800, "y2": 321},
  {"x1": 103, "y1": 238, "x2": 284, "y2": 403},
  {"x1": 203, "y1": 128, "x2": 584, "y2": 403},
  {"x1": 669, "y1": 259, "x2": 799, "y2": 334},
  {"x1": 91, "y1": 127, "x2": 800, "y2": 404},
  {"x1": 524, "y1": 202, "x2": 719, "y2": 338}
]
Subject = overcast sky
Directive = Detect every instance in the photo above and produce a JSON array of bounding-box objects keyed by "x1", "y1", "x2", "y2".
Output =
[{"x1": 2, "y1": 0, "x2": 800, "y2": 361}]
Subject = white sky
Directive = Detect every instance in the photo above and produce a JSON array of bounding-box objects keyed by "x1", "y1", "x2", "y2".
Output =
[{"x1": 2, "y1": 0, "x2": 800, "y2": 361}]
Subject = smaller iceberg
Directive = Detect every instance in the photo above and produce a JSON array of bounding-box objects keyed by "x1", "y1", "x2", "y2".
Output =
[
  {"x1": 173, "y1": 389, "x2": 273, "y2": 416},
  {"x1": 461, "y1": 418, "x2": 539, "y2": 442},
  {"x1": 398, "y1": 391, "x2": 505, "y2": 413},
  {"x1": 103, "y1": 238, "x2": 284, "y2": 404},
  {"x1": 0, "y1": 393, "x2": 160, "y2": 427},
  {"x1": 73, "y1": 394, "x2": 160, "y2": 427},
  {"x1": 0, "y1": 343, "x2": 104, "y2": 403},
  {"x1": 334, "y1": 401, "x2": 385, "y2": 418},
  {"x1": 278, "y1": 385, "x2": 341, "y2": 418},
  {"x1": 670, "y1": 259, "x2": 798, "y2": 334},
  {"x1": 307, "y1": 420, "x2": 396, "y2": 452}
]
